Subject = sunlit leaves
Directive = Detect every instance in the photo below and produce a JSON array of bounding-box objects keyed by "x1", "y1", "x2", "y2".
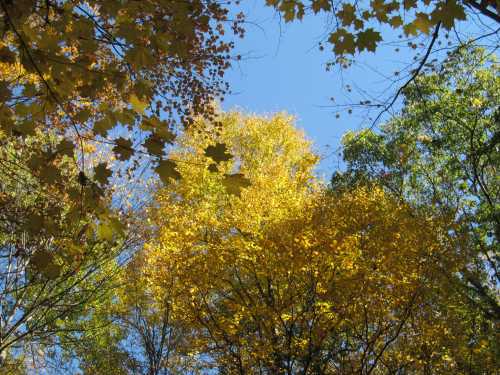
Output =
[
  {"x1": 334, "y1": 46, "x2": 500, "y2": 325},
  {"x1": 97, "y1": 222, "x2": 114, "y2": 242},
  {"x1": 0, "y1": 0, "x2": 244, "y2": 243},
  {"x1": 145, "y1": 133, "x2": 476, "y2": 373},
  {"x1": 129, "y1": 94, "x2": 148, "y2": 115}
]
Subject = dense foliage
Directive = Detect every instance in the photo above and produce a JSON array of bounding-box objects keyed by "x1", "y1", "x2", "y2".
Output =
[
  {"x1": 0, "y1": 0, "x2": 498, "y2": 373},
  {"x1": 142, "y1": 112, "x2": 497, "y2": 374},
  {"x1": 333, "y1": 46, "x2": 499, "y2": 321}
]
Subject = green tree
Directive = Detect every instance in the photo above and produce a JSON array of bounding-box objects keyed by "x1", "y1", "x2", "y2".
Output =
[{"x1": 333, "y1": 46, "x2": 499, "y2": 321}]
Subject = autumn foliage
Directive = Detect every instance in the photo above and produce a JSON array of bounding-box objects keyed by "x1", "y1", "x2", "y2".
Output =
[
  {"x1": 0, "y1": 1, "x2": 498, "y2": 373},
  {"x1": 143, "y1": 113, "x2": 497, "y2": 373}
]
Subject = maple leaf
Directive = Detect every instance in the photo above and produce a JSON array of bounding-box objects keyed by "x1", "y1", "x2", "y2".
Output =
[
  {"x1": 130, "y1": 94, "x2": 148, "y2": 114},
  {"x1": 204, "y1": 143, "x2": 232, "y2": 163},
  {"x1": 222, "y1": 173, "x2": 251, "y2": 196},
  {"x1": 94, "y1": 163, "x2": 112, "y2": 186},
  {"x1": 338, "y1": 3, "x2": 356, "y2": 26},
  {"x1": 40, "y1": 164, "x2": 61, "y2": 184},
  {"x1": 389, "y1": 15, "x2": 403, "y2": 28},
  {"x1": 155, "y1": 159, "x2": 181, "y2": 183},
  {"x1": 31, "y1": 251, "x2": 61, "y2": 280},
  {"x1": 143, "y1": 135, "x2": 165, "y2": 157},
  {"x1": 93, "y1": 116, "x2": 114, "y2": 137},
  {"x1": 208, "y1": 163, "x2": 219, "y2": 173},
  {"x1": 56, "y1": 139, "x2": 75, "y2": 157},
  {"x1": 414, "y1": 13, "x2": 433, "y2": 34},
  {"x1": 329, "y1": 29, "x2": 356, "y2": 55},
  {"x1": 431, "y1": 0, "x2": 466, "y2": 29},
  {"x1": 113, "y1": 138, "x2": 134, "y2": 161},
  {"x1": 356, "y1": 29, "x2": 382, "y2": 52}
]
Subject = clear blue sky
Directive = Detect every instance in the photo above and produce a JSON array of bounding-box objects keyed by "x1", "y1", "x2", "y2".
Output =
[
  {"x1": 221, "y1": 2, "x2": 406, "y2": 178},
  {"x1": 220, "y1": 2, "x2": 496, "y2": 178}
]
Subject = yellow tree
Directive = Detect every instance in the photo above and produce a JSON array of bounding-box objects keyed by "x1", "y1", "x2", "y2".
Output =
[{"x1": 144, "y1": 112, "x2": 497, "y2": 374}]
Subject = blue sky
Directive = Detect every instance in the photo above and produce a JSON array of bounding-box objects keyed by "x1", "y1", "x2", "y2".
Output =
[
  {"x1": 220, "y1": 2, "x2": 498, "y2": 178},
  {"x1": 223, "y1": 4, "x2": 351, "y2": 178},
  {"x1": 221, "y1": 2, "x2": 409, "y2": 178}
]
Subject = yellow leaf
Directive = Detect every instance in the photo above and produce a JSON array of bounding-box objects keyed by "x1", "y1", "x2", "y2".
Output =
[
  {"x1": 130, "y1": 94, "x2": 148, "y2": 114},
  {"x1": 97, "y1": 222, "x2": 114, "y2": 241}
]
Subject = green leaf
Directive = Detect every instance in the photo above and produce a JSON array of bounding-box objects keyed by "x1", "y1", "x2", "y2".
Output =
[
  {"x1": 414, "y1": 13, "x2": 433, "y2": 34},
  {"x1": 311, "y1": 0, "x2": 331, "y2": 13},
  {"x1": 56, "y1": 139, "x2": 75, "y2": 157},
  {"x1": 31, "y1": 251, "x2": 61, "y2": 279},
  {"x1": 94, "y1": 116, "x2": 114, "y2": 136},
  {"x1": 222, "y1": 173, "x2": 251, "y2": 196},
  {"x1": 97, "y1": 222, "x2": 114, "y2": 241},
  {"x1": 108, "y1": 216, "x2": 126, "y2": 238},
  {"x1": 40, "y1": 164, "x2": 61, "y2": 184},
  {"x1": 94, "y1": 163, "x2": 112, "y2": 185},
  {"x1": 42, "y1": 262, "x2": 62, "y2": 280},
  {"x1": 328, "y1": 29, "x2": 356, "y2": 55},
  {"x1": 18, "y1": 120, "x2": 36, "y2": 136},
  {"x1": 356, "y1": 28, "x2": 382, "y2": 52},
  {"x1": 404, "y1": 0, "x2": 417, "y2": 10},
  {"x1": 113, "y1": 138, "x2": 134, "y2": 161},
  {"x1": 389, "y1": 16, "x2": 403, "y2": 28},
  {"x1": 204, "y1": 143, "x2": 233, "y2": 163},
  {"x1": 208, "y1": 163, "x2": 218, "y2": 173},
  {"x1": 32, "y1": 251, "x2": 51, "y2": 270},
  {"x1": 431, "y1": 0, "x2": 466, "y2": 29},
  {"x1": 155, "y1": 127, "x2": 176, "y2": 144},
  {"x1": 143, "y1": 134, "x2": 165, "y2": 157},
  {"x1": 338, "y1": 4, "x2": 356, "y2": 26},
  {"x1": 155, "y1": 159, "x2": 181, "y2": 183},
  {"x1": 26, "y1": 214, "x2": 44, "y2": 232}
]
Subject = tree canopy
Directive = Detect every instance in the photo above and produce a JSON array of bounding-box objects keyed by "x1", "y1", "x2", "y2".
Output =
[
  {"x1": 142, "y1": 111, "x2": 498, "y2": 374},
  {"x1": 333, "y1": 46, "x2": 499, "y2": 321},
  {"x1": 0, "y1": 1, "x2": 498, "y2": 373},
  {"x1": 0, "y1": 0, "x2": 244, "y2": 217}
]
